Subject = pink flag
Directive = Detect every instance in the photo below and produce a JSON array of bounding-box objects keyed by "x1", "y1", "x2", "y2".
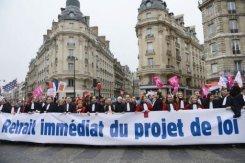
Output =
[
  {"x1": 33, "y1": 86, "x2": 43, "y2": 98},
  {"x1": 168, "y1": 76, "x2": 180, "y2": 94},
  {"x1": 152, "y1": 76, "x2": 164, "y2": 88},
  {"x1": 202, "y1": 86, "x2": 209, "y2": 97},
  {"x1": 227, "y1": 74, "x2": 234, "y2": 89}
]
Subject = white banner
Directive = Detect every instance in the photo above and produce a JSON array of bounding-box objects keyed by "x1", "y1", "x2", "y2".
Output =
[{"x1": 0, "y1": 109, "x2": 245, "y2": 146}]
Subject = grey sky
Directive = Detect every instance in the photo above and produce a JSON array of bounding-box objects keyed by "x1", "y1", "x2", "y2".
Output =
[{"x1": 0, "y1": 0, "x2": 203, "y2": 83}]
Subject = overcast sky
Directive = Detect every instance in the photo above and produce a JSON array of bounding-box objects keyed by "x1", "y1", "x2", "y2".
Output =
[{"x1": 0, "y1": 0, "x2": 203, "y2": 84}]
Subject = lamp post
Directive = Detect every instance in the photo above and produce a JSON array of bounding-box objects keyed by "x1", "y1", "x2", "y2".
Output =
[{"x1": 67, "y1": 56, "x2": 78, "y2": 98}]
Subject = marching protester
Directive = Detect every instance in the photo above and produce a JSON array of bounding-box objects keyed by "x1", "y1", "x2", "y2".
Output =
[
  {"x1": 205, "y1": 93, "x2": 221, "y2": 109},
  {"x1": 153, "y1": 92, "x2": 163, "y2": 111},
  {"x1": 219, "y1": 88, "x2": 233, "y2": 108},
  {"x1": 0, "y1": 98, "x2": 12, "y2": 113},
  {"x1": 136, "y1": 96, "x2": 153, "y2": 112},
  {"x1": 64, "y1": 97, "x2": 76, "y2": 113},
  {"x1": 26, "y1": 97, "x2": 42, "y2": 113},
  {"x1": 104, "y1": 98, "x2": 114, "y2": 113},
  {"x1": 113, "y1": 96, "x2": 126, "y2": 113},
  {"x1": 87, "y1": 96, "x2": 101, "y2": 113},
  {"x1": 125, "y1": 95, "x2": 136, "y2": 112},
  {"x1": 185, "y1": 95, "x2": 203, "y2": 110},
  {"x1": 42, "y1": 96, "x2": 58, "y2": 113},
  {"x1": 163, "y1": 94, "x2": 178, "y2": 112},
  {"x1": 175, "y1": 91, "x2": 187, "y2": 110}
]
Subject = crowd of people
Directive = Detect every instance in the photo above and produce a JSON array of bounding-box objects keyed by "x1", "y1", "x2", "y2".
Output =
[{"x1": 0, "y1": 85, "x2": 244, "y2": 118}]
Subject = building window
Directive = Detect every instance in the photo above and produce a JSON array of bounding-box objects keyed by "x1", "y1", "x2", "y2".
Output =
[
  {"x1": 146, "y1": 12, "x2": 151, "y2": 18},
  {"x1": 232, "y1": 39, "x2": 241, "y2": 54},
  {"x1": 234, "y1": 60, "x2": 242, "y2": 72},
  {"x1": 148, "y1": 58, "x2": 154, "y2": 66},
  {"x1": 146, "y1": 2, "x2": 152, "y2": 8},
  {"x1": 227, "y1": 1, "x2": 236, "y2": 14},
  {"x1": 206, "y1": 3, "x2": 214, "y2": 15},
  {"x1": 68, "y1": 49, "x2": 74, "y2": 56},
  {"x1": 210, "y1": 43, "x2": 218, "y2": 55},
  {"x1": 68, "y1": 79, "x2": 74, "y2": 87},
  {"x1": 146, "y1": 28, "x2": 153, "y2": 35},
  {"x1": 68, "y1": 63, "x2": 74, "y2": 71},
  {"x1": 229, "y1": 20, "x2": 238, "y2": 33},
  {"x1": 208, "y1": 23, "x2": 215, "y2": 36},
  {"x1": 211, "y1": 64, "x2": 218, "y2": 74},
  {"x1": 147, "y1": 42, "x2": 154, "y2": 53}
]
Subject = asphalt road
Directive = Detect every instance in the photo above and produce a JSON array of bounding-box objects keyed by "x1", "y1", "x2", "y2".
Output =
[{"x1": 0, "y1": 141, "x2": 244, "y2": 163}]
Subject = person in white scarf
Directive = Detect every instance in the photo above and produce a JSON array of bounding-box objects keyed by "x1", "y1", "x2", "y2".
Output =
[{"x1": 186, "y1": 95, "x2": 203, "y2": 110}]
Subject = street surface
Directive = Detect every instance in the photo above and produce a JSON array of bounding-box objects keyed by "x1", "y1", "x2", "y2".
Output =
[{"x1": 0, "y1": 141, "x2": 244, "y2": 163}]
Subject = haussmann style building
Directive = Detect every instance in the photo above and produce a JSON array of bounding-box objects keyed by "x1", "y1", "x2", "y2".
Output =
[
  {"x1": 136, "y1": 0, "x2": 206, "y2": 95},
  {"x1": 25, "y1": 0, "x2": 132, "y2": 98},
  {"x1": 199, "y1": 0, "x2": 245, "y2": 83}
]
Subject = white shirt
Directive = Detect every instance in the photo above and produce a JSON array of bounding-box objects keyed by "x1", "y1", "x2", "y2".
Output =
[
  {"x1": 222, "y1": 97, "x2": 227, "y2": 106},
  {"x1": 169, "y1": 104, "x2": 174, "y2": 112},
  {"x1": 193, "y1": 104, "x2": 198, "y2": 110},
  {"x1": 180, "y1": 100, "x2": 184, "y2": 109},
  {"x1": 209, "y1": 102, "x2": 214, "y2": 109},
  {"x1": 198, "y1": 99, "x2": 202, "y2": 105},
  {"x1": 92, "y1": 104, "x2": 95, "y2": 112},
  {"x1": 243, "y1": 95, "x2": 245, "y2": 102},
  {"x1": 66, "y1": 104, "x2": 69, "y2": 112},
  {"x1": 0, "y1": 105, "x2": 3, "y2": 111},
  {"x1": 11, "y1": 107, "x2": 15, "y2": 114},
  {"x1": 46, "y1": 104, "x2": 50, "y2": 111},
  {"x1": 108, "y1": 105, "x2": 112, "y2": 112},
  {"x1": 127, "y1": 103, "x2": 130, "y2": 112},
  {"x1": 17, "y1": 107, "x2": 21, "y2": 114},
  {"x1": 143, "y1": 103, "x2": 148, "y2": 112},
  {"x1": 31, "y1": 102, "x2": 35, "y2": 110},
  {"x1": 42, "y1": 103, "x2": 45, "y2": 107}
]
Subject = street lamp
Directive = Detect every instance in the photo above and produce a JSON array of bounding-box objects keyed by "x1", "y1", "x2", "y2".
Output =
[{"x1": 67, "y1": 56, "x2": 78, "y2": 98}]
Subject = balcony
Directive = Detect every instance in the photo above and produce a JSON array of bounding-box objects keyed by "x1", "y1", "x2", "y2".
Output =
[
  {"x1": 228, "y1": 10, "x2": 236, "y2": 14},
  {"x1": 176, "y1": 54, "x2": 182, "y2": 61},
  {"x1": 146, "y1": 49, "x2": 155, "y2": 56},
  {"x1": 231, "y1": 29, "x2": 239, "y2": 33},
  {"x1": 175, "y1": 42, "x2": 180, "y2": 49},
  {"x1": 167, "y1": 50, "x2": 172, "y2": 56},
  {"x1": 233, "y1": 50, "x2": 241, "y2": 55},
  {"x1": 145, "y1": 34, "x2": 154, "y2": 40}
]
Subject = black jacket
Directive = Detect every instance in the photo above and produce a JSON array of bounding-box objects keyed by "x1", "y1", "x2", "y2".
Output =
[
  {"x1": 153, "y1": 98, "x2": 163, "y2": 111},
  {"x1": 124, "y1": 102, "x2": 136, "y2": 112},
  {"x1": 88, "y1": 102, "x2": 102, "y2": 113},
  {"x1": 1, "y1": 103, "x2": 12, "y2": 113},
  {"x1": 62, "y1": 103, "x2": 76, "y2": 113},
  {"x1": 26, "y1": 102, "x2": 42, "y2": 113},
  {"x1": 219, "y1": 96, "x2": 233, "y2": 108},
  {"x1": 42, "y1": 103, "x2": 59, "y2": 113},
  {"x1": 113, "y1": 102, "x2": 125, "y2": 113}
]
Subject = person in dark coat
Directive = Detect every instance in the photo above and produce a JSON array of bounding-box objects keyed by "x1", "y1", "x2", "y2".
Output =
[
  {"x1": 0, "y1": 99, "x2": 12, "y2": 113},
  {"x1": 175, "y1": 91, "x2": 187, "y2": 110},
  {"x1": 205, "y1": 93, "x2": 221, "y2": 109},
  {"x1": 42, "y1": 96, "x2": 58, "y2": 113},
  {"x1": 104, "y1": 98, "x2": 114, "y2": 113},
  {"x1": 185, "y1": 95, "x2": 203, "y2": 110},
  {"x1": 124, "y1": 95, "x2": 136, "y2": 112},
  {"x1": 195, "y1": 90, "x2": 208, "y2": 107},
  {"x1": 63, "y1": 97, "x2": 76, "y2": 113},
  {"x1": 163, "y1": 94, "x2": 178, "y2": 112},
  {"x1": 87, "y1": 96, "x2": 101, "y2": 113},
  {"x1": 153, "y1": 92, "x2": 163, "y2": 111},
  {"x1": 113, "y1": 96, "x2": 126, "y2": 113},
  {"x1": 229, "y1": 84, "x2": 243, "y2": 118},
  {"x1": 26, "y1": 97, "x2": 42, "y2": 113},
  {"x1": 219, "y1": 88, "x2": 233, "y2": 108}
]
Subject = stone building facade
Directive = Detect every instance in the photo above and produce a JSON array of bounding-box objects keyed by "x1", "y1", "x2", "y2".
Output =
[
  {"x1": 199, "y1": 0, "x2": 245, "y2": 83},
  {"x1": 136, "y1": 0, "x2": 205, "y2": 95},
  {"x1": 25, "y1": 0, "x2": 132, "y2": 98}
]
